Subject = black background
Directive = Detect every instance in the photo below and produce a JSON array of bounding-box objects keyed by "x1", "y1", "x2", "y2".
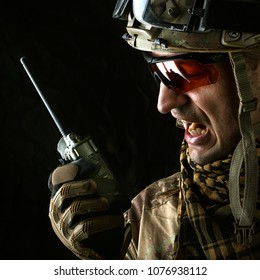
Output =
[{"x1": 0, "y1": 2, "x2": 183, "y2": 259}]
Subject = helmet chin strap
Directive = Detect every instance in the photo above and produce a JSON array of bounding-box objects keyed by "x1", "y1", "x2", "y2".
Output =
[{"x1": 228, "y1": 52, "x2": 259, "y2": 246}]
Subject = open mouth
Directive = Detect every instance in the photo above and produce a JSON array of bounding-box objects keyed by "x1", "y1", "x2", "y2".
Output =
[{"x1": 177, "y1": 119, "x2": 207, "y2": 137}]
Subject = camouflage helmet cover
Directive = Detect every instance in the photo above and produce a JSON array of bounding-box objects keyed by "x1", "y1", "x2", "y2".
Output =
[{"x1": 113, "y1": 0, "x2": 260, "y2": 53}]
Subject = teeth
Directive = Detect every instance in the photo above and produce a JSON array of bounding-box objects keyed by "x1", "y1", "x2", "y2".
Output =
[
  {"x1": 177, "y1": 120, "x2": 207, "y2": 136},
  {"x1": 189, "y1": 127, "x2": 206, "y2": 136},
  {"x1": 188, "y1": 122, "x2": 206, "y2": 136}
]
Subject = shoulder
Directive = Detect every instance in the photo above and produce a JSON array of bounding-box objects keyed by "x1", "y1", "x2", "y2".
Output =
[
  {"x1": 123, "y1": 172, "x2": 181, "y2": 259},
  {"x1": 127, "y1": 172, "x2": 181, "y2": 221}
]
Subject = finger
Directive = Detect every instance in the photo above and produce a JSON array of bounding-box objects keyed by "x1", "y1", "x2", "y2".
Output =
[
  {"x1": 72, "y1": 214, "x2": 124, "y2": 242},
  {"x1": 52, "y1": 179, "x2": 97, "y2": 209},
  {"x1": 51, "y1": 163, "x2": 79, "y2": 186},
  {"x1": 51, "y1": 158, "x2": 99, "y2": 187},
  {"x1": 73, "y1": 220, "x2": 125, "y2": 259},
  {"x1": 60, "y1": 197, "x2": 110, "y2": 230},
  {"x1": 48, "y1": 213, "x2": 103, "y2": 260}
]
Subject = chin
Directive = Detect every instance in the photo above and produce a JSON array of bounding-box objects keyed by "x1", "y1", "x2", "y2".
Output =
[
  {"x1": 188, "y1": 134, "x2": 241, "y2": 165},
  {"x1": 189, "y1": 153, "x2": 213, "y2": 165},
  {"x1": 189, "y1": 146, "x2": 234, "y2": 165}
]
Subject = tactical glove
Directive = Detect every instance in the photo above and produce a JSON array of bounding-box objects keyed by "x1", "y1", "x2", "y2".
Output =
[{"x1": 48, "y1": 158, "x2": 130, "y2": 259}]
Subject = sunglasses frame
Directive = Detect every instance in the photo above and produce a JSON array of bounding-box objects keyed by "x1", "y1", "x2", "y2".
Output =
[
  {"x1": 143, "y1": 52, "x2": 228, "y2": 64},
  {"x1": 143, "y1": 52, "x2": 228, "y2": 89}
]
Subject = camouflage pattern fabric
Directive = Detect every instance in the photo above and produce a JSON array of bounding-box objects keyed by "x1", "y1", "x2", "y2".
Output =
[{"x1": 124, "y1": 139, "x2": 260, "y2": 259}]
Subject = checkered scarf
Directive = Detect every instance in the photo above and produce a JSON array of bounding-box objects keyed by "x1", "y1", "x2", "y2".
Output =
[{"x1": 177, "y1": 140, "x2": 260, "y2": 259}]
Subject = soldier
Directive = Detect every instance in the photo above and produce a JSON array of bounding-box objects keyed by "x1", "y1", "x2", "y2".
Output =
[{"x1": 48, "y1": 0, "x2": 260, "y2": 259}]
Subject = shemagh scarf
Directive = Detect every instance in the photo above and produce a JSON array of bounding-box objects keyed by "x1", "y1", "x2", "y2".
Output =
[{"x1": 177, "y1": 139, "x2": 260, "y2": 259}]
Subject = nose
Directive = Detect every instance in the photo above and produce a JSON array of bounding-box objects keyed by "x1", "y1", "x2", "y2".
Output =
[{"x1": 157, "y1": 83, "x2": 189, "y2": 114}]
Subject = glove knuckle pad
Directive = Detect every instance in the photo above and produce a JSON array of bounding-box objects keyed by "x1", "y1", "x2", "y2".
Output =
[{"x1": 52, "y1": 179, "x2": 97, "y2": 210}]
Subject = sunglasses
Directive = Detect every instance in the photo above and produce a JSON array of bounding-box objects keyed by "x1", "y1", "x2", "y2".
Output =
[{"x1": 143, "y1": 52, "x2": 229, "y2": 92}]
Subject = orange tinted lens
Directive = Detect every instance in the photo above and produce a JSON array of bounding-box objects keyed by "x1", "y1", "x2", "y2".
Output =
[{"x1": 156, "y1": 60, "x2": 219, "y2": 92}]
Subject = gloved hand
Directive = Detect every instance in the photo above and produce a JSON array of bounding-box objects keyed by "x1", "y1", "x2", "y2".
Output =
[{"x1": 48, "y1": 158, "x2": 130, "y2": 259}]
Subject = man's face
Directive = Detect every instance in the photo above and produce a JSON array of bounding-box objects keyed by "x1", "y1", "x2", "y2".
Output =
[{"x1": 153, "y1": 52, "x2": 241, "y2": 165}]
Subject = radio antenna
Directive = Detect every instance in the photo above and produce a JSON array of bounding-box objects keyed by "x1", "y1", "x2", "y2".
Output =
[{"x1": 20, "y1": 56, "x2": 67, "y2": 138}]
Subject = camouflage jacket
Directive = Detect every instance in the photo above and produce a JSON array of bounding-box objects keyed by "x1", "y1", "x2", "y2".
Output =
[{"x1": 123, "y1": 172, "x2": 181, "y2": 259}]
